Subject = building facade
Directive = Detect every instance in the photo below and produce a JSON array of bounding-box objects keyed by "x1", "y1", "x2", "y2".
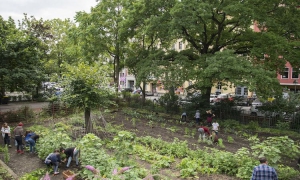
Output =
[{"x1": 278, "y1": 62, "x2": 299, "y2": 93}]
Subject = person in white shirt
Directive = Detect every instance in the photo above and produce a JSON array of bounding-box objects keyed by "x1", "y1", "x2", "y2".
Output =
[
  {"x1": 1, "y1": 123, "x2": 11, "y2": 147},
  {"x1": 211, "y1": 119, "x2": 220, "y2": 135},
  {"x1": 194, "y1": 110, "x2": 200, "y2": 125}
]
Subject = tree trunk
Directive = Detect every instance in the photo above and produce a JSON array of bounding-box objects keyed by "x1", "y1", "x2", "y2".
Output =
[
  {"x1": 84, "y1": 107, "x2": 92, "y2": 133},
  {"x1": 141, "y1": 82, "x2": 146, "y2": 104},
  {"x1": 203, "y1": 86, "x2": 212, "y2": 108}
]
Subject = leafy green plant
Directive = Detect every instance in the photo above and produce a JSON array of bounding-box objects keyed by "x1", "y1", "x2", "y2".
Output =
[
  {"x1": 166, "y1": 126, "x2": 178, "y2": 133},
  {"x1": 131, "y1": 118, "x2": 137, "y2": 128},
  {"x1": 235, "y1": 147, "x2": 257, "y2": 179},
  {"x1": 275, "y1": 121, "x2": 290, "y2": 130},
  {"x1": 248, "y1": 135, "x2": 260, "y2": 146},
  {"x1": 20, "y1": 168, "x2": 49, "y2": 180},
  {"x1": 146, "y1": 121, "x2": 155, "y2": 128},
  {"x1": 160, "y1": 123, "x2": 166, "y2": 128},
  {"x1": 227, "y1": 136, "x2": 234, "y2": 143},
  {"x1": 36, "y1": 126, "x2": 72, "y2": 160},
  {"x1": 246, "y1": 121, "x2": 260, "y2": 133},
  {"x1": 3, "y1": 145, "x2": 9, "y2": 163},
  {"x1": 184, "y1": 127, "x2": 190, "y2": 135},
  {"x1": 251, "y1": 136, "x2": 300, "y2": 166},
  {"x1": 218, "y1": 139, "x2": 225, "y2": 148},
  {"x1": 277, "y1": 164, "x2": 300, "y2": 180}
]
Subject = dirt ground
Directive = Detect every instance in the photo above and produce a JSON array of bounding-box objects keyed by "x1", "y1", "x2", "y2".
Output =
[{"x1": 0, "y1": 104, "x2": 299, "y2": 179}]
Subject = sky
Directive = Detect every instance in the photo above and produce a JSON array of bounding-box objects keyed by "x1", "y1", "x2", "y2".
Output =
[{"x1": 0, "y1": 0, "x2": 98, "y2": 22}]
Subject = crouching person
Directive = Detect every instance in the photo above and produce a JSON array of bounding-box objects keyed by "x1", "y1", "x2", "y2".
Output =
[
  {"x1": 210, "y1": 131, "x2": 219, "y2": 144},
  {"x1": 60, "y1": 147, "x2": 80, "y2": 168},
  {"x1": 198, "y1": 125, "x2": 210, "y2": 141},
  {"x1": 44, "y1": 149, "x2": 61, "y2": 175}
]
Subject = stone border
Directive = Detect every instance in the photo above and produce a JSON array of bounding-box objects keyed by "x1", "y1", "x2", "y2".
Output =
[{"x1": 0, "y1": 159, "x2": 18, "y2": 180}]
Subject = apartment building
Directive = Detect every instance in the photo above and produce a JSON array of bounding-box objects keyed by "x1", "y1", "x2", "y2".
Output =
[{"x1": 278, "y1": 62, "x2": 299, "y2": 93}]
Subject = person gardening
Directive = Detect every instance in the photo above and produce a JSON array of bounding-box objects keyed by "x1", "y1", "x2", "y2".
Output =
[
  {"x1": 198, "y1": 124, "x2": 210, "y2": 140},
  {"x1": 45, "y1": 149, "x2": 61, "y2": 175},
  {"x1": 60, "y1": 147, "x2": 80, "y2": 168}
]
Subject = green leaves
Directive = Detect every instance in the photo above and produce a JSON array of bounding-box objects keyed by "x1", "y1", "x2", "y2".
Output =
[{"x1": 251, "y1": 136, "x2": 300, "y2": 166}]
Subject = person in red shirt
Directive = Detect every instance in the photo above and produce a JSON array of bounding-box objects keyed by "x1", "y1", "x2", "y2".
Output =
[{"x1": 198, "y1": 125, "x2": 210, "y2": 140}]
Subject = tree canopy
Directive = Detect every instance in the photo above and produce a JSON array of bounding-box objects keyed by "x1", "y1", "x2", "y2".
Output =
[{"x1": 120, "y1": 0, "x2": 300, "y2": 104}]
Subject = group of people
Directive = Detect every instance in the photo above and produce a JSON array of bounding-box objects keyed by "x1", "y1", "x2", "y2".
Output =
[
  {"x1": 44, "y1": 147, "x2": 80, "y2": 175},
  {"x1": 181, "y1": 109, "x2": 219, "y2": 142},
  {"x1": 181, "y1": 109, "x2": 215, "y2": 126},
  {"x1": 1, "y1": 122, "x2": 39, "y2": 154},
  {"x1": 1, "y1": 122, "x2": 80, "y2": 175}
]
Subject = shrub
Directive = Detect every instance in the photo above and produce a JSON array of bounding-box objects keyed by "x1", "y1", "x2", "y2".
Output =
[{"x1": 158, "y1": 92, "x2": 179, "y2": 113}]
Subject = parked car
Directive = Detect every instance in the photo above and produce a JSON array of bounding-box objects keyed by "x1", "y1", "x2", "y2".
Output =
[
  {"x1": 250, "y1": 106, "x2": 280, "y2": 117},
  {"x1": 234, "y1": 96, "x2": 249, "y2": 106},
  {"x1": 251, "y1": 99, "x2": 263, "y2": 106},
  {"x1": 215, "y1": 93, "x2": 233, "y2": 102},
  {"x1": 132, "y1": 89, "x2": 141, "y2": 94},
  {"x1": 144, "y1": 91, "x2": 154, "y2": 96},
  {"x1": 122, "y1": 88, "x2": 133, "y2": 93}
]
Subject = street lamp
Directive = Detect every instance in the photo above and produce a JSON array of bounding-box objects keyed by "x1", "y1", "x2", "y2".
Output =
[{"x1": 293, "y1": 80, "x2": 298, "y2": 93}]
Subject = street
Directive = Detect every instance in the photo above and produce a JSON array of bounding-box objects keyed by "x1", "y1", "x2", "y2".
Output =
[{"x1": 0, "y1": 102, "x2": 49, "y2": 113}]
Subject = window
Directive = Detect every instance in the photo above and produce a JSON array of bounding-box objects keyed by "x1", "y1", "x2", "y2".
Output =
[
  {"x1": 179, "y1": 41, "x2": 183, "y2": 50},
  {"x1": 236, "y1": 87, "x2": 242, "y2": 95},
  {"x1": 292, "y1": 68, "x2": 299, "y2": 78},
  {"x1": 244, "y1": 88, "x2": 248, "y2": 95},
  {"x1": 236, "y1": 86, "x2": 248, "y2": 96},
  {"x1": 281, "y1": 68, "x2": 289, "y2": 79}
]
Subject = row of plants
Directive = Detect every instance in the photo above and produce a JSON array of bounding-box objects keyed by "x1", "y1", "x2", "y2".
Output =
[
  {"x1": 99, "y1": 114, "x2": 300, "y2": 180},
  {"x1": 18, "y1": 108, "x2": 300, "y2": 179},
  {"x1": 25, "y1": 124, "x2": 152, "y2": 179},
  {"x1": 134, "y1": 133, "x2": 300, "y2": 179}
]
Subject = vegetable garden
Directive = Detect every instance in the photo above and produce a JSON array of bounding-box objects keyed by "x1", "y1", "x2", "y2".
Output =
[{"x1": 1, "y1": 104, "x2": 300, "y2": 180}]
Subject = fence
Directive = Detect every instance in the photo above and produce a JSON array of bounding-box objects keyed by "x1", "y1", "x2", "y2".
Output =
[
  {"x1": 1, "y1": 99, "x2": 299, "y2": 133},
  {"x1": 214, "y1": 107, "x2": 300, "y2": 133}
]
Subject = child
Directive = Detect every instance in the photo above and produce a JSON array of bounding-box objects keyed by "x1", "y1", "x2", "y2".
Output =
[
  {"x1": 60, "y1": 147, "x2": 80, "y2": 168},
  {"x1": 211, "y1": 119, "x2": 220, "y2": 135},
  {"x1": 211, "y1": 131, "x2": 218, "y2": 144},
  {"x1": 45, "y1": 149, "x2": 61, "y2": 175},
  {"x1": 1, "y1": 123, "x2": 11, "y2": 147}
]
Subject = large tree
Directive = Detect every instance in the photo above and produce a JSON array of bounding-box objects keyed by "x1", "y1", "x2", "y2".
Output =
[
  {"x1": 75, "y1": 0, "x2": 127, "y2": 92},
  {"x1": 0, "y1": 16, "x2": 45, "y2": 96},
  {"x1": 124, "y1": 0, "x2": 300, "y2": 106},
  {"x1": 44, "y1": 18, "x2": 79, "y2": 80},
  {"x1": 121, "y1": 0, "x2": 197, "y2": 102}
]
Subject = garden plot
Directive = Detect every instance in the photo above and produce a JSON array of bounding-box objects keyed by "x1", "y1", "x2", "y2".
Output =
[{"x1": 1, "y1": 107, "x2": 300, "y2": 180}]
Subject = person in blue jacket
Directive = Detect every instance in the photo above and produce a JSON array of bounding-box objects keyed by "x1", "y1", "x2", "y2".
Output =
[
  {"x1": 27, "y1": 134, "x2": 39, "y2": 153},
  {"x1": 44, "y1": 149, "x2": 61, "y2": 175},
  {"x1": 25, "y1": 130, "x2": 34, "y2": 147}
]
